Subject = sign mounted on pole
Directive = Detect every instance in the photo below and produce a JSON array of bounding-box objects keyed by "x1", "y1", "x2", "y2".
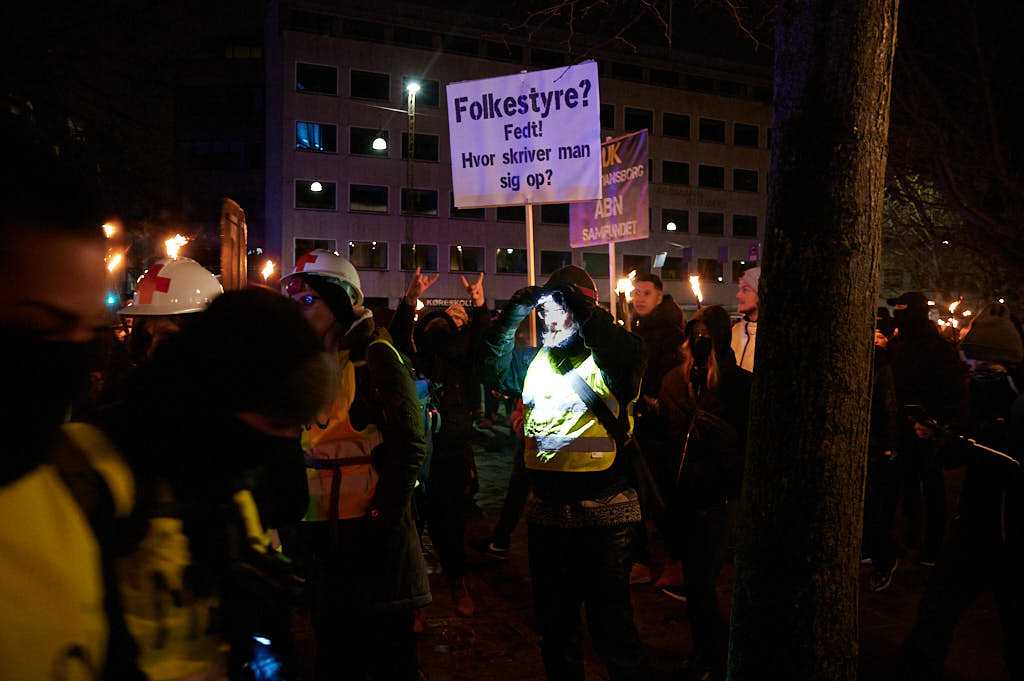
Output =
[
  {"x1": 447, "y1": 62, "x2": 602, "y2": 208},
  {"x1": 569, "y1": 129, "x2": 649, "y2": 248}
]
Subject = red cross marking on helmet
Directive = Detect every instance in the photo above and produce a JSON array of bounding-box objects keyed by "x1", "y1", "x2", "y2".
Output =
[
  {"x1": 137, "y1": 264, "x2": 171, "y2": 304},
  {"x1": 295, "y1": 252, "x2": 319, "y2": 271}
]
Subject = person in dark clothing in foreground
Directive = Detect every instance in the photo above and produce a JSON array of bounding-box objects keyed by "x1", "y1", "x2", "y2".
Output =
[
  {"x1": 656, "y1": 306, "x2": 751, "y2": 681},
  {"x1": 480, "y1": 265, "x2": 650, "y2": 681}
]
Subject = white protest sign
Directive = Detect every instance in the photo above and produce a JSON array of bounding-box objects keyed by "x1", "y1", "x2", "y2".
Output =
[{"x1": 447, "y1": 62, "x2": 601, "y2": 208}]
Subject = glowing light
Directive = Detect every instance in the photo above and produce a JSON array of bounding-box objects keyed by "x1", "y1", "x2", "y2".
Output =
[
  {"x1": 105, "y1": 251, "x2": 124, "y2": 273},
  {"x1": 506, "y1": 248, "x2": 513, "y2": 254},
  {"x1": 372, "y1": 136, "x2": 387, "y2": 151},
  {"x1": 102, "y1": 222, "x2": 117, "y2": 239},
  {"x1": 416, "y1": 299, "x2": 425, "y2": 311},
  {"x1": 949, "y1": 318, "x2": 959, "y2": 329},
  {"x1": 253, "y1": 636, "x2": 271, "y2": 646},
  {"x1": 260, "y1": 260, "x2": 275, "y2": 281},
  {"x1": 615, "y1": 269, "x2": 637, "y2": 301},
  {"x1": 165, "y1": 234, "x2": 188, "y2": 259},
  {"x1": 406, "y1": 81, "x2": 421, "y2": 95},
  {"x1": 999, "y1": 298, "x2": 1006, "y2": 304},
  {"x1": 689, "y1": 275, "x2": 703, "y2": 305},
  {"x1": 962, "y1": 309, "x2": 972, "y2": 317},
  {"x1": 927, "y1": 300, "x2": 936, "y2": 306},
  {"x1": 310, "y1": 181, "x2": 323, "y2": 192},
  {"x1": 942, "y1": 240, "x2": 950, "y2": 245},
  {"x1": 105, "y1": 292, "x2": 118, "y2": 306},
  {"x1": 665, "y1": 221, "x2": 677, "y2": 232},
  {"x1": 948, "y1": 300, "x2": 961, "y2": 314}
]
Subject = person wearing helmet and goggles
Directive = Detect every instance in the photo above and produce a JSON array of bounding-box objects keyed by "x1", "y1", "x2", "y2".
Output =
[
  {"x1": 480, "y1": 265, "x2": 651, "y2": 681},
  {"x1": 280, "y1": 249, "x2": 430, "y2": 681}
]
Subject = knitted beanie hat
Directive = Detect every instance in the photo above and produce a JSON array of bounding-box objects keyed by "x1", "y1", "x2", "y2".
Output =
[
  {"x1": 739, "y1": 267, "x2": 761, "y2": 292},
  {"x1": 962, "y1": 303, "x2": 1023, "y2": 365}
]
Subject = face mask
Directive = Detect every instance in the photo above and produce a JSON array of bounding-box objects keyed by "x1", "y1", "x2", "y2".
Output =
[{"x1": 691, "y1": 334, "x2": 713, "y2": 366}]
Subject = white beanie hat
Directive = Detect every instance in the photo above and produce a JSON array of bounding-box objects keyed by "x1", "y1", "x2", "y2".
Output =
[{"x1": 739, "y1": 267, "x2": 761, "y2": 292}]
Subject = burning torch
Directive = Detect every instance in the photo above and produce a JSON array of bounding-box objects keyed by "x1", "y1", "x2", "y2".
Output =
[
  {"x1": 689, "y1": 274, "x2": 704, "y2": 309},
  {"x1": 165, "y1": 234, "x2": 189, "y2": 260},
  {"x1": 614, "y1": 269, "x2": 637, "y2": 326}
]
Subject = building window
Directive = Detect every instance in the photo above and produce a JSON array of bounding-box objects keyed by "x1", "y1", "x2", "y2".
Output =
[
  {"x1": 441, "y1": 34, "x2": 478, "y2": 56},
  {"x1": 541, "y1": 204, "x2": 570, "y2": 225},
  {"x1": 733, "y1": 259, "x2": 757, "y2": 283},
  {"x1": 350, "y1": 70, "x2": 389, "y2": 101},
  {"x1": 349, "y1": 184, "x2": 388, "y2": 213},
  {"x1": 650, "y1": 68, "x2": 679, "y2": 87},
  {"x1": 296, "y1": 63, "x2": 337, "y2": 96},
  {"x1": 609, "y1": 61, "x2": 644, "y2": 82},
  {"x1": 295, "y1": 238, "x2": 336, "y2": 263},
  {"x1": 540, "y1": 250, "x2": 572, "y2": 275},
  {"x1": 663, "y1": 113, "x2": 690, "y2": 139},
  {"x1": 663, "y1": 208, "x2": 689, "y2": 233},
  {"x1": 530, "y1": 48, "x2": 564, "y2": 67},
  {"x1": 686, "y1": 75, "x2": 716, "y2": 93},
  {"x1": 450, "y1": 194, "x2": 485, "y2": 220},
  {"x1": 497, "y1": 206, "x2": 525, "y2": 222},
  {"x1": 622, "y1": 254, "x2": 651, "y2": 275},
  {"x1": 733, "y1": 214, "x2": 758, "y2": 237},
  {"x1": 698, "y1": 165, "x2": 725, "y2": 189},
  {"x1": 295, "y1": 180, "x2": 336, "y2": 210},
  {"x1": 496, "y1": 247, "x2": 527, "y2": 274},
  {"x1": 286, "y1": 9, "x2": 339, "y2": 36},
  {"x1": 296, "y1": 122, "x2": 337, "y2": 153},
  {"x1": 401, "y1": 243, "x2": 438, "y2": 271},
  {"x1": 583, "y1": 252, "x2": 609, "y2": 278},
  {"x1": 662, "y1": 256, "x2": 687, "y2": 280},
  {"x1": 401, "y1": 188, "x2": 438, "y2": 216},
  {"x1": 663, "y1": 161, "x2": 690, "y2": 186},
  {"x1": 698, "y1": 211, "x2": 725, "y2": 235},
  {"x1": 601, "y1": 104, "x2": 615, "y2": 130},
  {"x1": 734, "y1": 123, "x2": 759, "y2": 147},
  {"x1": 697, "y1": 258, "x2": 724, "y2": 283},
  {"x1": 349, "y1": 241, "x2": 388, "y2": 269},
  {"x1": 402, "y1": 76, "x2": 440, "y2": 107},
  {"x1": 450, "y1": 245, "x2": 485, "y2": 272},
  {"x1": 350, "y1": 127, "x2": 389, "y2": 156},
  {"x1": 343, "y1": 19, "x2": 389, "y2": 41},
  {"x1": 699, "y1": 117, "x2": 726, "y2": 143},
  {"x1": 401, "y1": 133, "x2": 440, "y2": 162},
  {"x1": 393, "y1": 27, "x2": 433, "y2": 48},
  {"x1": 734, "y1": 169, "x2": 759, "y2": 193},
  {"x1": 485, "y1": 41, "x2": 523, "y2": 62},
  {"x1": 624, "y1": 107, "x2": 654, "y2": 133}
]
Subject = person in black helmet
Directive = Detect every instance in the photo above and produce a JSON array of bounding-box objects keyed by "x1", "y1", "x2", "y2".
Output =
[{"x1": 480, "y1": 265, "x2": 650, "y2": 681}]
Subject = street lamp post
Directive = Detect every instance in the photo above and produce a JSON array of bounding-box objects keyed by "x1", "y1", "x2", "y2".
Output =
[{"x1": 406, "y1": 81, "x2": 420, "y2": 245}]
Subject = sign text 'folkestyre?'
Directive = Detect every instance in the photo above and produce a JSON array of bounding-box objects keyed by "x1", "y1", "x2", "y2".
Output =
[
  {"x1": 447, "y1": 62, "x2": 601, "y2": 208},
  {"x1": 569, "y1": 129, "x2": 649, "y2": 247}
]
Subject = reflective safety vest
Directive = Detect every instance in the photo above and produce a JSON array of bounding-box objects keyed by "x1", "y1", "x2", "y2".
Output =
[
  {"x1": 521, "y1": 348, "x2": 627, "y2": 472},
  {"x1": 0, "y1": 423, "x2": 134, "y2": 681},
  {"x1": 302, "y1": 339, "x2": 404, "y2": 521}
]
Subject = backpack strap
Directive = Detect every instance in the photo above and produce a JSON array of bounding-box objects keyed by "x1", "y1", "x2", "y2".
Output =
[{"x1": 55, "y1": 423, "x2": 135, "y2": 521}]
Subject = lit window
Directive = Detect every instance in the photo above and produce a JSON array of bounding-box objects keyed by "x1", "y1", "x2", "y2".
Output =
[
  {"x1": 296, "y1": 122, "x2": 337, "y2": 153},
  {"x1": 349, "y1": 241, "x2": 388, "y2": 269}
]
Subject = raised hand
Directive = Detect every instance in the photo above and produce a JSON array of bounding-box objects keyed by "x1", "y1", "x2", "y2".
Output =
[
  {"x1": 404, "y1": 266, "x2": 439, "y2": 306},
  {"x1": 460, "y1": 272, "x2": 485, "y2": 307}
]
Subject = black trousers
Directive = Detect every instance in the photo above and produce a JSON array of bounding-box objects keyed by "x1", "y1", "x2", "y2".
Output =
[
  {"x1": 682, "y1": 503, "x2": 727, "y2": 667},
  {"x1": 904, "y1": 438, "x2": 947, "y2": 560},
  {"x1": 427, "y1": 439, "x2": 471, "y2": 579},
  {"x1": 528, "y1": 522, "x2": 650, "y2": 681},
  {"x1": 864, "y1": 452, "x2": 907, "y2": 571},
  {"x1": 904, "y1": 520, "x2": 1024, "y2": 679}
]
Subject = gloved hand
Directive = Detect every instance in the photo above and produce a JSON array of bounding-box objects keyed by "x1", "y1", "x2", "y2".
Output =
[
  {"x1": 507, "y1": 286, "x2": 545, "y2": 315},
  {"x1": 556, "y1": 284, "x2": 596, "y2": 323}
]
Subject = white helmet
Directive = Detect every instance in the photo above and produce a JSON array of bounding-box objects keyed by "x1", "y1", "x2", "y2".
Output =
[
  {"x1": 118, "y1": 257, "x2": 223, "y2": 316},
  {"x1": 281, "y1": 249, "x2": 363, "y2": 306}
]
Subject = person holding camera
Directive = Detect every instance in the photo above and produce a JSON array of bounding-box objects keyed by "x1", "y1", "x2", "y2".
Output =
[
  {"x1": 656, "y1": 306, "x2": 752, "y2": 681},
  {"x1": 480, "y1": 265, "x2": 650, "y2": 681}
]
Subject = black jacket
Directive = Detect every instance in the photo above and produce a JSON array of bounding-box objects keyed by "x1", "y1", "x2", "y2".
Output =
[
  {"x1": 480, "y1": 301, "x2": 646, "y2": 503},
  {"x1": 888, "y1": 323, "x2": 967, "y2": 426},
  {"x1": 870, "y1": 349, "x2": 900, "y2": 456},
  {"x1": 631, "y1": 294, "x2": 686, "y2": 406}
]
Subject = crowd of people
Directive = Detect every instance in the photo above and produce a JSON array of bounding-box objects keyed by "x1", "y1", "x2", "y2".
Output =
[{"x1": 3, "y1": 122, "x2": 1023, "y2": 681}]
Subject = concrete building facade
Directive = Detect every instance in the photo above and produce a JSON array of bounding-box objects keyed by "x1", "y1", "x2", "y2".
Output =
[{"x1": 265, "y1": 0, "x2": 771, "y2": 310}]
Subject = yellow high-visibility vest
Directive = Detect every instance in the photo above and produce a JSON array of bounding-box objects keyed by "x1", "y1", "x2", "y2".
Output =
[{"x1": 521, "y1": 348, "x2": 628, "y2": 472}]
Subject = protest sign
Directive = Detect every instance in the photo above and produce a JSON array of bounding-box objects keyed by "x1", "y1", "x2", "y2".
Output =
[
  {"x1": 569, "y1": 129, "x2": 649, "y2": 247},
  {"x1": 447, "y1": 62, "x2": 601, "y2": 208}
]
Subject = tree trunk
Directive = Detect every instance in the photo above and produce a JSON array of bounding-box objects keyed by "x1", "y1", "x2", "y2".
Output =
[{"x1": 727, "y1": 1, "x2": 899, "y2": 680}]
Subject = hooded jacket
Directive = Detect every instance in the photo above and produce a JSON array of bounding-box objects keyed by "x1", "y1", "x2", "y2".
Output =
[{"x1": 730, "y1": 317, "x2": 757, "y2": 372}]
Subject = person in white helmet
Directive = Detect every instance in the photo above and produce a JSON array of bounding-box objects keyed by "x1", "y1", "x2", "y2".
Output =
[
  {"x1": 280, "y1": 250, "x2": 430, "y2": 681},
  {"x1": 731, "y1": 267, "x2": 760, "y2": 372},
  {"x1": 118, "y1": 255, "x2": 223, "y2": 361}
]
